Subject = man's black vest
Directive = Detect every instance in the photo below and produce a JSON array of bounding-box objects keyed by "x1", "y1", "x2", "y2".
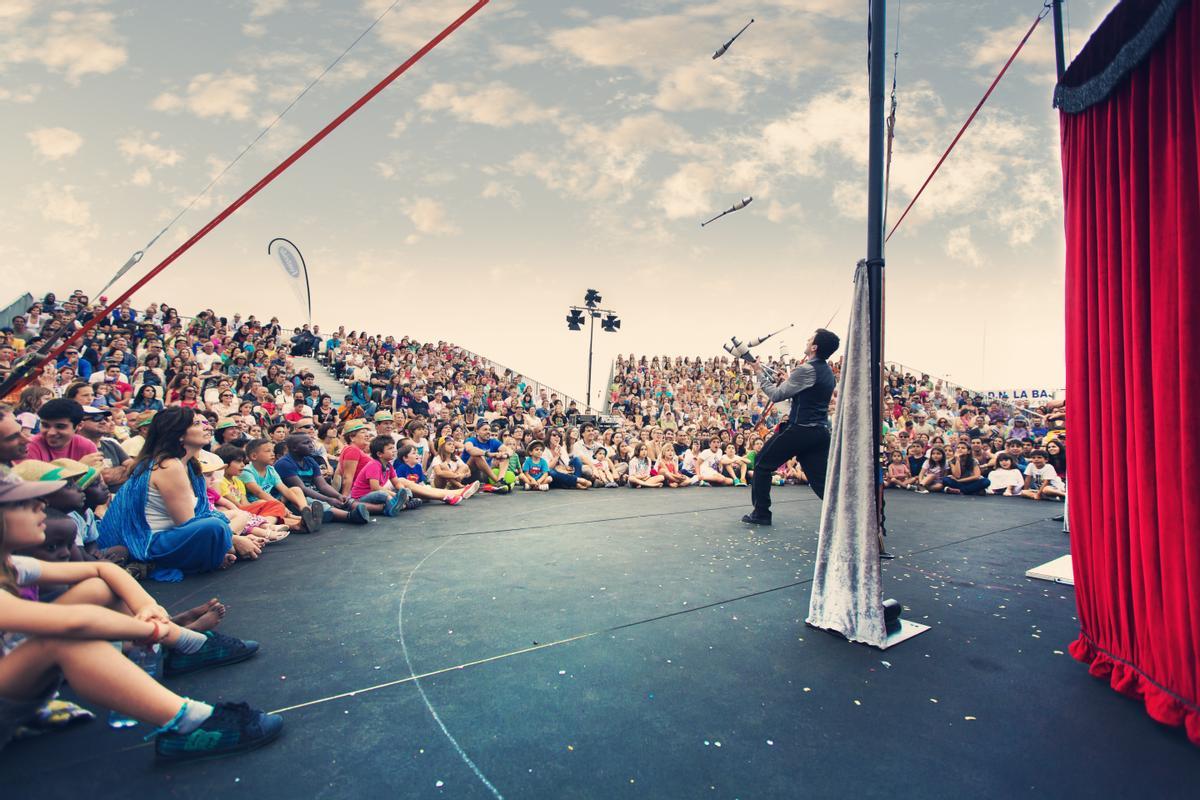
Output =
[{"x1": 786, "y1": 358, "x2": 835, "y2": 427}]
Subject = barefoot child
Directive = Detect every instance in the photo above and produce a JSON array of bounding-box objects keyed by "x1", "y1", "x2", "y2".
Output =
[{"x1": 0, "y1": 474, "x2": 281, "y2": 760}]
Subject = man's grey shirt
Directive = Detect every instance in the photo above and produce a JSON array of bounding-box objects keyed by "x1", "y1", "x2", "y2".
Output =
[{"x1": 757, "y1": 362, "x2": 816, "y2": 402}]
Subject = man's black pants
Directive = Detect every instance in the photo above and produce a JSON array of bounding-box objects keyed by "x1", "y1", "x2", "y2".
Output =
[{"x1": 750, "y1": 424, "x2": 830, "y2": 517}]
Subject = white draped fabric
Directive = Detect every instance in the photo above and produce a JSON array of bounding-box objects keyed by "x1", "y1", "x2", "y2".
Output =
[{"x1": 806, "y1": 260, "x2": 886, "y2": 647}]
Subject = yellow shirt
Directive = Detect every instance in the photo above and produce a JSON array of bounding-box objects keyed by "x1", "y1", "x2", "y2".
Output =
[{"x1": 219, "y1": 474, "x2": 247, "y2": 505}]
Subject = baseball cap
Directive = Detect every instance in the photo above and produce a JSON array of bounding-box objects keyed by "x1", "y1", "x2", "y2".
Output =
[{"x1": 81, "y1": 405, "x2": 111, "y2": 418}]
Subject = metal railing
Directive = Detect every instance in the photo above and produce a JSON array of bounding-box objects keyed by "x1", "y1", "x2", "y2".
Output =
[
  {"x1": 883, "y1": 361, "x2": 1053, "y2": 420},
  {"x1": 452, "y1": 343, "x2": 583, "y2": 409}
]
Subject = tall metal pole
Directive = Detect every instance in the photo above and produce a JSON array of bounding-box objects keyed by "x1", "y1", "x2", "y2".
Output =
[
  {"x1": 1051, "y1": 0, "x2": 1066, "y2": 81},
  {"x1": 867, "y1": 0, "x2": 887, "y2": 524},
  {"x1": 586, "y1": 311, "x2": 596, "y2": 412}
]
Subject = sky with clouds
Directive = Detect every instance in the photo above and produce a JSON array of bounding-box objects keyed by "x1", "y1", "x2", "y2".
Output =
[{"x1": 1, "y1": 0, "x2": 1114, "y2": 405}]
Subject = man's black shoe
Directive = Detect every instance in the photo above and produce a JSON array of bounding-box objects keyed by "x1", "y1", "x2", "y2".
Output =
[{"x1": 741, "y1": 513, "x2": 772, "y2": 526}]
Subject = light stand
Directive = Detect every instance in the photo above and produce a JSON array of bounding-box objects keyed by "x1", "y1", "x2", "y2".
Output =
[{"x1": 567, "y1": 289, "x2": 620, "y2": 412}]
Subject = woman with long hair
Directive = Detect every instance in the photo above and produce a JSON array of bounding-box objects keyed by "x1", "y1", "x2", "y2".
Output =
[
  {"x1": 16, "y1": 386, "x2": 52, "y2": 417},
  {"x1": 97, "y1": 408, "x2": 255, "y2": 581},
  {"x1": 941, "y1": 442, "x2": 990, "y2": 495},
  {"x1": 128, "y1": 384, "x2": 164, "y2": 426},
  {"x1": 916, "y1": 446, "x2": 947, "y2": 494},
  {"x1": 133, "y1": 353, "x2": 165, "y2": 388}
]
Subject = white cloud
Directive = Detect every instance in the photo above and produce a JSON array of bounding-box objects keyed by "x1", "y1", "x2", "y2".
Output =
[
  {"x1": 403, "y1": 197, "x2": 458, "y2": 238},
  {"x1": 3, "y1": 9, "x2": 128, "y2": 84},
  {"x1": 653, "y1": 62, "x2": 745, "y2": 112},
  {"x1": 766, "y1": 199, "x2": 804, "y2": 223},
  {"x1": 27, "y1": 127, "x2": 82, "y2": 160},
  {"x1": 375, "y1": 162, "x2": 396, "y2": 179},
  {"x1": 0, "y1": 1, "x2": 35, "y2": 30},
  {"x1": 0, "y1": 83, "x2": 40, "y2": 103},
  {"x1": 492, "y1": 42, "x2": 544, "y2": 69},
  {"x1": 131, "y1": 167, "x2": 152, "y2": 187},
  {"x1": 152, "y1": 72, "x2": 259, "y2": 120},
  {"x1": 418, "y1": 82, "x2": 557, "y2": 128},
  {"x1": 831, "y1": 181, "x2": 866, "y2": 220},
  {"x1": 481, "y1": 180, "x2": 522, "y2": 208},
  {"x1": 251, "y1": 0, "x2": 287, "y2": 19},
  {"x1": 117, "y1": 131, "x2": 184, "y2": 169},
  {"x1": 971, "y1": 17, "x2": 1055, "y2": 72},
  {"x1": 655, "y1": 163, "x2": 719, "y2": 220},
  {"x1": 32, "y1": 182, "x2": 93, "y2": 229},
  {"x1": 242, "y1": 23, "x2": 266, "y2": 38},
  {"x1": 945, "y1": 225, "x2": 982, "y2": 267},
  {"x1": 511, "y1": 113, "x2": 707, "y2": 206}
]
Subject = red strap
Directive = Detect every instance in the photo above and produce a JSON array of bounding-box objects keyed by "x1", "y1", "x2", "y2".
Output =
[{"x1": 885, "y1": 5, "x2": 1050, "y2": 243}]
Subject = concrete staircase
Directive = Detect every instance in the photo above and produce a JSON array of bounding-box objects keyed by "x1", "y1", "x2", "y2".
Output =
[{"x1": 292, "y1": 356, "x2": 346, "y2": 400}]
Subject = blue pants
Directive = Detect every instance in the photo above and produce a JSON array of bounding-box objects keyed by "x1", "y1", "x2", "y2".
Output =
[
  {"x1": 551, "y1": 456, "x2": 585, "y2": 489},
  {"x1": 147, "y1": 517, "x2": 233, "y2": 575},
  {"x1": 942, "y1": 476, "x2": 991, "y2": 495}
]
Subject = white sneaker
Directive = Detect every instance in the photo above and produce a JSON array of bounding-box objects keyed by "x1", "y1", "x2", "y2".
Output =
[{"x1": 538, "y1": 483, "x2": 549, "y2": 491}]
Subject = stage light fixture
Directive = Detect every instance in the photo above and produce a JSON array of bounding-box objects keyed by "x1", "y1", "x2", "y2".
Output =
[
  {"x1": 584, "y1": 289, "x2": 602, "y2": 308},
  {"x1": 601, "y1": 314, "x2": 621, "y2": 332},
  {"x1": 566, "y1": 309, "x2": 585, "y2": 331}
]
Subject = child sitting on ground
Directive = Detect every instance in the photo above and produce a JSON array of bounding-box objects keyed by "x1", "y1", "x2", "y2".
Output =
[
  {"x1": 240, "y1": 438, "x2": 324, "y2": 533},
  {"x1": 430, "y1": 439, "x2": 470, "y2": 490},
  {"x1": 628, "y1": 444, "x2": 664, "y2": 488},
  {"x1": 214, "y1": 444, "x2": 304, "y2": 535},
  {"x1": 392, "y1": 442, "x2": 478, "y2": 506},
  {"x1": 1020, "y1": 450, "x2": 1066, "y2": 501},
  {"x1": 986, "y1": 453, "x2": 1024, "y2": 496},
  {"x1": 348, "y1": 436, "x2": 411, "y2": 516},
  {"x1": 519, "y1": 441, "x2": 552, "y2": 491},
  {"x1": 721, "y1": 443, "x2": 749, "y2": 487},
  {"x1": 655, "y1": 447, "x2": 690, "y2": 488},
  {"x1": 0, "y1": 474, "x2": 281, "y2": 761},
  {"x1": 589, "y1": 446, "x2": 620, "y2": 488},
  {"x1": 884, "y1": 450, "x2": 914, "y2": 489},
  {"x1": 198, "y1": 451, "x2": 288, "y2": 546}
]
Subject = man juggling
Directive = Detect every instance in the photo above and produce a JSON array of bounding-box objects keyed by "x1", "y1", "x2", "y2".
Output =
[{"x1": 736, "y1": 328, "x2": 840, "y2": 526}]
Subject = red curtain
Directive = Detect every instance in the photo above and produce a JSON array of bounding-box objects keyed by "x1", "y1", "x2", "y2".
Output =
[{"x1": 1060, "y1": 0, "x2": 1200, "y2": 745}]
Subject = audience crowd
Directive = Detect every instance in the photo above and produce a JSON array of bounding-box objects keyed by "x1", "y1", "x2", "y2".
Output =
[{"x1": 0, "y1": 289, "x2": 1067, "y2": 761}]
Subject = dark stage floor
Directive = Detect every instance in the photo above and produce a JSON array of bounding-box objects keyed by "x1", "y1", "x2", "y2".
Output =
[{"x1": 6, "y1": 488, "x2": 1198, "y2": 798}]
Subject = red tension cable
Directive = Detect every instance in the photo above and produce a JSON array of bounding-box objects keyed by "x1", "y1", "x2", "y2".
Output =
[
  {"x1": 885, "y1": 4, "x2": 1050, "y2": 242},
  {"x1": 14, "y1": 0, "x2": 490, "y2": 395}
]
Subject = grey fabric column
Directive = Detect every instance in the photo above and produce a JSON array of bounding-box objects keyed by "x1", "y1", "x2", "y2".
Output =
[{"x1": 806, "y1": 261, "x2": 886, "y2": 647}]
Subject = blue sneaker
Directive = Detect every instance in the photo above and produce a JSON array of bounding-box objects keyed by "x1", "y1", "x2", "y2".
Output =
[
  {"x1": 156, "y1": 702, "x2": 283, "y2": 762},
  {"x1": 163, "y1": 632, "x2": 259, "y2": 678},
  {"x1": 384, "y1": 492, "x2": 405, "y2": 517}
]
